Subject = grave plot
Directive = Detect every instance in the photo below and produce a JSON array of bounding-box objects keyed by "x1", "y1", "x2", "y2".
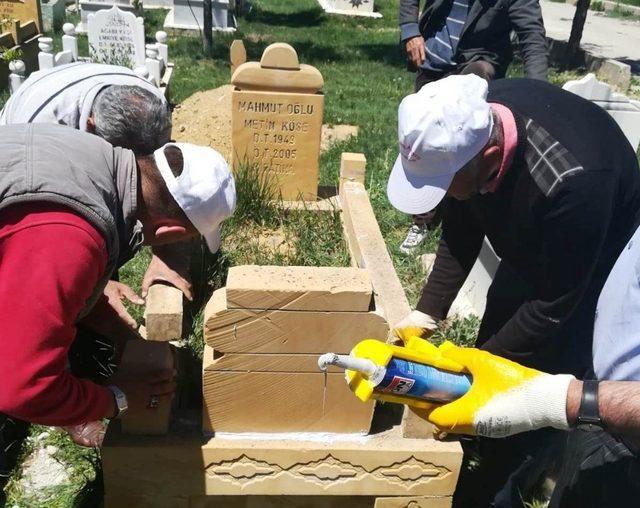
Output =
[
  {"x1": 101, "y1": 153, "x2": 463, "y2": 508},
  {"x1": 0, "y1": 0, "x2": 42, "y2": 85}
]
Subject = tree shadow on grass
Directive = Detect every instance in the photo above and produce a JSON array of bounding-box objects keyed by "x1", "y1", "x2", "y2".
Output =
[{"x1": 246, "y1": 5, "x2": 325, "y2": 28}]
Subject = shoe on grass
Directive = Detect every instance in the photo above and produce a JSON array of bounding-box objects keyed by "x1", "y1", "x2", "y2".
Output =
[{"x1": 400, "y1": 224, "x2": 429, "y2": 254}]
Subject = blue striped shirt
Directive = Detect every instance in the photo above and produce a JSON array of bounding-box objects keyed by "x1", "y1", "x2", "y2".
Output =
[{"x1": 422, "y1": 0, "x2": 470, "y2": 72}]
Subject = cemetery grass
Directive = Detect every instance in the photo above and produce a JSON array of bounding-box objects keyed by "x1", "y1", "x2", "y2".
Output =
[{"x1": 1, "y1": 1, "x2": 594, "y2": 505}]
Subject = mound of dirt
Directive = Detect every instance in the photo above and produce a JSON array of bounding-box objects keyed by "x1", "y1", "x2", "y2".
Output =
[
  {"x1": 172, "y1": 84, "x2": 234, "y2": 162},
  {"x1": 172, "y1": 85, "x2": 358, "y2": 161}
]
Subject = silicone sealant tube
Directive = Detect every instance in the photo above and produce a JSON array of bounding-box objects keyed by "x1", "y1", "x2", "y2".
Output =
[
  {"x1": 318, "y1": 353, "x2": 471, "y2": 403},
  {"x1": 377, "y1": 357, "x2": 471, "y2": 403}
]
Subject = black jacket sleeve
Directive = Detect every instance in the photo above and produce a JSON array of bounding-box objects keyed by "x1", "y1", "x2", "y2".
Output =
[
  {"x1": 399, "y1": 0, "x2": 422, "y2": 41},
  {"x1": 509, "y1": 0, "x2": 548, "y2": 80},
  {"x1": 481, "y1": 171, "x2": 614, "y2": 361},
  {"x1": 416, "y1": 198, "x2": 485, "y2": 319}
]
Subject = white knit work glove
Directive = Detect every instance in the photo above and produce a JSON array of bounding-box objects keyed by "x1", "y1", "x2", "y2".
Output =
[
  {"x1": 394, "y1": 310, "x2": 439, "y2": 339},
  {"x1": 425, "y1": 342, "x2": 575, "y2": 438}
]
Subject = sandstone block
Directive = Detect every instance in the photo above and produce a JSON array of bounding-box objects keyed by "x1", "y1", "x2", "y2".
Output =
[
  {"x1": 113, "y1": 340, "x2": 174, "y2": 435},
  {"x1": 145, "y1": 284, "x2": 183, "y2": 341},
  {"x1": 224, "y1": 265, "x2": 373, "y2": 312}
]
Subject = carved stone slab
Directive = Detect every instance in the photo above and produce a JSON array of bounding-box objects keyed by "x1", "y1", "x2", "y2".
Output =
[{"x1": 102, "y1": 424, "x2": 462, "y2": 499}]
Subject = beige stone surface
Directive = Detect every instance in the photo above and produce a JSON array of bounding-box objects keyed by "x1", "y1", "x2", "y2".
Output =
[
  {"x1": 320, "y1": 124, "x2": 358, "y2": 152},
  {"x1": 102, "y1": 424, "x2": 462, "y2": 498},
  {"x1": 231, "y1": 43, "x2": 324, "y2": 200},
  {"x1": 0, "y1": 0, "x2": 42, "y2": 33},
  {"x1": 204, "y1": 350, "x2": 342, "y2": 373},
  {"x1": 204, "y1": 288, "x2": 388, "y2": 353},
  {"x1": 230, "y1": 39, "x2": 246, "y2": 75},
  {"x1": 340, "y1": 152, "x2": 366, "y2": 184},
  {"x1": 114, "y1": 340, "x2": 174, "y2": 435},
  {"x1": 232, "y1": 89, "x2": 323, "y2": 200},
  {"x1": 340, "y1": 179, "x2": 411, "y2": 329},
  {"x1": 145, "y1": 284, "x2": 183, "y2": 341},
  {"x1": 223, "y1": 265, "x2": 373, "y2": 312},
  {"x1": 202, "y1": 369, "x2": 374, "y2": 433},
  {"x1": 374, "y1": 497, "x2": 452, "y2": 508}
]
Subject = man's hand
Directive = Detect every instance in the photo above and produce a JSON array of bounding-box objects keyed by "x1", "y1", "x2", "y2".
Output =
[
  {"x1": 62, "y1": 421, "x2": 107, "y2": 447},
  {"x1": 104, "y1": 280, "x2": 144, "y2": 329},
  {"x1": 394, "y1": 310, "x2": 439, "y2": 340},
  {"x1": 142, "y1": 252, "x2": 193, "y2": 301},
  {"x1": 426, "y1": 342, "x2": 575, "y2": 438},
  {"x1": 114, "y1": 368, "x2": 177, "y2": 417},
  {"x1": 405, "y1": 36, "x2": 426, "y2": 68}
]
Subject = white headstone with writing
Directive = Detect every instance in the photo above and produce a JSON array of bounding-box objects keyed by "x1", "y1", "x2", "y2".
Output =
[
  {"x1": 87, "y1": 5, "x2": 145, "y2": 68},
  {"x1": 77, "y1": 0, "x2": 137, "y2": 33}
]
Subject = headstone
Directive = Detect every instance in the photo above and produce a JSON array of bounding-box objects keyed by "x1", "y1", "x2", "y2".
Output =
[
  {"x1": 564, "y1": 73, "x2": 640, "y2": 152},
  {"x1": 317, "y1": 0, "x2": 382, "y2": 18},
  {"x1": 87, "y1": 5, "x2": 145, "y2": 69},
  {"x1": 0, "y1": 0, "x2": 41, "y2": 84},
  {"x1": 0, "y1": 0, "x2": 43, "y2": 32},
  {"x1": 163, "y1": 0, "x2": 236, "y2": 32},
  {"x1": 231, "y1": 43, "x2": 324, "y2": 201},
  {"x1": 40, "y1": 0, "x2": 66, "y2": 32},
  {"x1": 229, "y1": 38, "x2": 246, "y2": 75},
  {"x1": 76, "y1": 0, "x2": 137, "y2": 33}
]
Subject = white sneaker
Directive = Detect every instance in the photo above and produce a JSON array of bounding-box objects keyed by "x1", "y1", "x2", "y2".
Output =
[{"x1": 400, "y1": 224, "x2": 429, "y2": 254}]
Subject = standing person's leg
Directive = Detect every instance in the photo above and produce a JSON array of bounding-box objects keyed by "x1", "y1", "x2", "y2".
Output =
[{"x1": 460, "y1": 60, "x2": 497, "y2": 82}]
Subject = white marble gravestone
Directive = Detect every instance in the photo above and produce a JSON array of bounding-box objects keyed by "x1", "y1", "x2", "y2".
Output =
[
  {"x1": 317, "y1": 0, "x2": 381, "y2": 18},
  {"x1": 76, "y1": 0, "x2": 138, "y2": 34},
  {"x1": 87, "y1": 5, "x2": 145, "y2": 69},
  {"x1": 563, "y1": 73, "x2": 640, "y2": 152},
  {"x1": 164, "y1": 0, "x2": 236, "y2": 32}
]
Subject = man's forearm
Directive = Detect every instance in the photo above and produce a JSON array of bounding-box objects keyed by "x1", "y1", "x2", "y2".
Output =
[{"x1": 566, "y1": 380, "x2": 640, "y2": 437}]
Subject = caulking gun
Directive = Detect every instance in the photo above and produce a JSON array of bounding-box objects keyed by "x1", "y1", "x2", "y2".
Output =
[{"x1": 318, "y1": 334, "x2": 471, "y2": 407}]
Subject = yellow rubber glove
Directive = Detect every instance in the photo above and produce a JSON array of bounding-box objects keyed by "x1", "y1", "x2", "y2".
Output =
[{"x1": 427, "y1": 341, "x2": 575, "y2": 438}]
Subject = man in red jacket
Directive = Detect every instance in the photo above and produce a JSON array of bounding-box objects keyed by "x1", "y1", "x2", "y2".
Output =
[{"x1": 0, "y1": 125, "x2": 235, "y2": 446}]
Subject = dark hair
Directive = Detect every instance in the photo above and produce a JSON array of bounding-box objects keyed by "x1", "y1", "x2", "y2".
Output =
[{"x1": 92, "y1": 85, "x2": 172, "y2": 155}]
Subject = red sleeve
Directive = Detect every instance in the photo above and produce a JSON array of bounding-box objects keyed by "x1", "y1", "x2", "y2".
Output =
[{"x1": 0, "y1": 203, "x2": 113, "y2": 426}]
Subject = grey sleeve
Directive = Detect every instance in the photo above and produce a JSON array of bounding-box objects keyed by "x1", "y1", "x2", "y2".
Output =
[
  {"x1": 399, "y1": 0, "x2": 422, "y2": 41},
  {"x1": 508, "y1": 0, "x2": 549, "y2": 81}
]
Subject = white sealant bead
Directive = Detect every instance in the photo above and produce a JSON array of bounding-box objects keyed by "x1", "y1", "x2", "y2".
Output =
[
  {"x1": 156, "y1": 30, "x2": 168, "y2": 43},
  {"x1": 39, "y1": 37, "x2": 54, "y2": 53},
  {"x1": 62, "y1": 22, "x2": 75, "y2": 35},
  {"x1": 9, "y1": 59, "x2": 25, "y2": 74}
]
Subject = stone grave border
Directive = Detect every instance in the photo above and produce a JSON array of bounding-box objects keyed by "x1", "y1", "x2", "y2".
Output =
[{"x1": 101, "y1": 152, "x2": 463, "y2": 508}]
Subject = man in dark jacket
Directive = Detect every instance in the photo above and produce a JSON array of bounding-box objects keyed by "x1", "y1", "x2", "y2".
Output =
[
  {"x1": 390, "y1": 75, "x2": 640, "y2": 506},
  {"x1": 400, "y1": 0, "x2": 548, "y2": 89},
  {"x1": 397, "y1": 0, "x2": 549, "y2": 255}
]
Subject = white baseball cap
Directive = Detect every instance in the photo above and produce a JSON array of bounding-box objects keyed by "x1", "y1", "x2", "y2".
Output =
[
  {"x1": 154, "y1": 142, "x2": 236, "y2": 252},
  {"x1": 387, "y1": 74, "x2": 494, "y2": 215}
]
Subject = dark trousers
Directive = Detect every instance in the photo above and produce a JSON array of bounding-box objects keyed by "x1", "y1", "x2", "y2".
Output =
[
  {"x1": 415, "y1": 60, "x2": 497, "y2": 92},
  {"x1": 454, "y1": 262, "x2": 560, "y2": 507},
  {"x1": 549, "y1": 431, "x2": 640, "y2": 508}
]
